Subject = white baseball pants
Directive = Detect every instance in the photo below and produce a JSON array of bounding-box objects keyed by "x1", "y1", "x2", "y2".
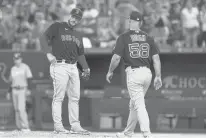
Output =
[
  {"x1": 50, "y1": 62, "x2": 81, "y2": 129},
  {"x1": 123, "y1": 66, "x2": 152, "y2": 137}
]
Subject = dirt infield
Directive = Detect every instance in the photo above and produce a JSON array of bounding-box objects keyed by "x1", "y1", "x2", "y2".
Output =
[{"x1": 0, "y1": 131, "x2": 206, "y2": 138}]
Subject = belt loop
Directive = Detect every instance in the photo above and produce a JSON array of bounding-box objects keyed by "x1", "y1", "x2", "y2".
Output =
[{"x1": 62, "y1": 59, "x2": 65, "y2": 63}]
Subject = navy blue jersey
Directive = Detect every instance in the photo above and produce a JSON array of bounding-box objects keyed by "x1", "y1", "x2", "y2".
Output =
[
  {"x1": 44, "y1": 22, "x2": 84, "y2": 62},
  {"x1": 113, "y1": 30, "x2": 159, "y2": 69}
]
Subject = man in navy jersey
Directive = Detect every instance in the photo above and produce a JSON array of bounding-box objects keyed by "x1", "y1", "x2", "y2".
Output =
[
  {"x1": 40, "y1": 8, "x2": 90, "y2": 135},
  {"x1": 106, "y1": 11, "x2": 162, "y2": 138}
]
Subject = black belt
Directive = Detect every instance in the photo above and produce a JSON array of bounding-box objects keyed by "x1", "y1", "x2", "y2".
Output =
[
  {"x1": 56, "y1": 59, "x2": 76, "y2": 64},
  {"x1": 12, "y1": 86, "x2": 27, "y2": 90},
  {"x1": 125, "y1": 65, "x2": 148, "y2": 69}
]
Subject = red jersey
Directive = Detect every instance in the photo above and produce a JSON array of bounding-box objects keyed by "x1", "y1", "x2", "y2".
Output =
[
  {"x1": 113, "y1": 30, "x2": 159, "y2": 69},
  {"x1": 44, "y1": 22, "x2": 84, "y2": 63}
]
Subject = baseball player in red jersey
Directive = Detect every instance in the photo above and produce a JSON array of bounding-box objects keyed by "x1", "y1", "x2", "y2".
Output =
[
  {"x1": 106, "y1": 11, "x2": 162, "y2": 138},
  {"x1": 40, "y1": 8, "x2": 90, "y2": 135}
]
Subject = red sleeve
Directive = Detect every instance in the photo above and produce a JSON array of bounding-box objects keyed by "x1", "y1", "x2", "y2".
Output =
[
  {"x1": 78, "y1": 37, "x2": 84, "y2": 56},
  {"x1": 150, "y1": 37, "x2": 160, "y2": 56},
  {"x1": 113, "y1": 35, "x2": 124, "y2": 56},
  {"x1": 44, "y1": 22, "x2": 59, "y2": 41}
]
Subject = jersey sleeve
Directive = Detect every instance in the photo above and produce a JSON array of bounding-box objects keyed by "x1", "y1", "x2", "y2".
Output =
[
  {"x1": 25, "y1": 65, "x2": 33, "y2": 79},
  {"x1": 113, "y1": 35, "x2": 124, "y2": 56},
  {"x1": 150, "y1": 37, "x2": 160, "y2": 56},
  {"x1": 78, "y1": 37, "x2": 84, "y2": 56},
  {"x1": 44, "y1": 22, "x2": 59, "y2": 41}
]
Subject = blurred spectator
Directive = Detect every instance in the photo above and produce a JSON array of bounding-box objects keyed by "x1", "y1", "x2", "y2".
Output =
[
  {"x1": 28, "y1": 1, "x2": 38, "y2": 24},
  {"x1": 0, "y1": 15, "x2": 8, "y2": 40},
  {"x1": 115, "y1": 1, "x2": 139, "y2": 32},
  {"x1": 198, "y1": 0, "x2": 206, "y2": 47},
  {"x1": 181, "y1": 0, "x2": 200, "y2": 48},
  {"x1": 48, "y1": 0, "x2": 62, "y2": 21},
  {"x1": 1, "y1": 0, "x2": 206, "y2": 51},
  {"x1": 31, "y1": 11, "x2": 48, "y2": 51},
  {"x1": 167, "y1": 2, "x2": 184, "y2": 48},
  {"x1": 0, "y1": 32, "x2": 9, "y2": 49},
  {"x1": 169, "y1": 2, "x2": 181, "y2": 27},
  {"x1": 1, "y1": 5, "x2": 14, "y2": 44},
  {"x1": 83, "y1": 3, "x2": 99, "y2": 18},
  {"x1": 61, "y1": 0, "x2": 77, "y2": 22},
  {"x1": 150, "y1": 1, "x2": 170, "y2": 47},
  {"x1": 97, "y1": 17, "x2": 117, "y2": 48},
  {"x1": 141, "y1": 2, "x2": 155, "y2": 34},
  {"x1": 76, "y1": 2, "x2": 98, "y2": 48},
  {"x1": 12, "y1": 16, "x2": 32, "y2": 51},
  {"x1": 167, "y1": 20, "x2": 184, "y2": 48}
]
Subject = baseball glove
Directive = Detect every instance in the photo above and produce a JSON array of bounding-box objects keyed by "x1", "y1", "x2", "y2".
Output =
[{"x1": 79, "y1": 69, "x2": 90, "y2": 81}]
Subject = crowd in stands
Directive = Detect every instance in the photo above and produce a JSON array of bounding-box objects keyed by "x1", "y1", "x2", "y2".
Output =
[{"x1": 0, "y1": 0, "x2": 206, "y2": 51}]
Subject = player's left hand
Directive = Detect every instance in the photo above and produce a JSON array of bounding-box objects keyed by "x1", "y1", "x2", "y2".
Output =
[
  {"x1": 81, "y1": 68, "x2": 90, "y2": 81},
  {"x1": 106, "y1": 71, "x2": 113, "y2": 83},
  {"x1": 154, "y1": 76, "x2": 162, "y2": 90},
  {"x1": 26, "y1": 89, "x2": 31, "y2": 96}
]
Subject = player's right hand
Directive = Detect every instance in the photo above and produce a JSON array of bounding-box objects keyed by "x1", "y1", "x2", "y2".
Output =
[
  {"x1": 106, "y1": 71, "x2": 113, "y2": 83},
  {"x1": 154, "y1": 76, "x2": 162, "y2": 90},
  {"x1": 6, "y1": 93, "x2": 11, "y2": 100},
  {"x1": 46, "y1": 53, "x2": 56, "y2": 64}
]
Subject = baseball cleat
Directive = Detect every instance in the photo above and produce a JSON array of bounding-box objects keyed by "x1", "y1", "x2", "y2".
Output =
[
  {"x1": 20, "y1": 129, "x2": 31, "y2": 133},
  {"x1": 116, "y1": 132, "x2": 132, "y2": 138},
  {"x1": 70, "y1": 127, "x2": 90, "y2": 135},
  {"x1": 53, "y1": 128, "x2": 70, "y2": 134},
  {"x1": 144, "y1": 136, "x2": 153, "y2": 138}
]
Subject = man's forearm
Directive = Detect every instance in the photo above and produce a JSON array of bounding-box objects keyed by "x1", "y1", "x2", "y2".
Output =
[
  {"x1": 78, "y1": 55, "x2": 89, "y2": 69},
  {"x1": 153, "y1": 60, "x2": 161, "y2": 77},
  {"x1": 108, "y1": 55, "x2": 121, "y2": 73},
  {"x1": 40, "y1": 34, "x2": 51, "y2": 54},
  {"x1": 27, "y1": 78, "x2": 33, "y2": 89}
]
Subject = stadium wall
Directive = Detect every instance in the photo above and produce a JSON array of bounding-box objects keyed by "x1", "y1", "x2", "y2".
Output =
[{"x1": 0, "y1": 51, "x2": 206, "y2": 132}]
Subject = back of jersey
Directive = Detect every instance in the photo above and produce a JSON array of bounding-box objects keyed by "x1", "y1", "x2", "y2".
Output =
[{"x1": 113, "y1": 30, "x2": 159, "y2": 69}]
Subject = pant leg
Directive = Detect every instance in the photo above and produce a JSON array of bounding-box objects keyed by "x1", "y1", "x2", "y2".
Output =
[
  {"x1": 124, "y1": 68, "x2": 152, "y2": 136},
  {"x1": 124, "y1": 67, "x2": 152, "y2": 136},
  {"x1": 17, "y1": 89, "x2": 29, "y2": 129},
  {"x1": 191, "y1": 27, "x2": 199, "y2": 47},
  {"x1": 184, "y1": 28, "x2": 191, "y2": 47},
  {"x1": 123, "y1": 99, "x2": 138, "y2": 136},
  {"x1": 66, "y1": 65, "x2": 81, "y2": 128},
  {"x1": 203, "y1": 32, "x2": 206, "y2": 46},
  {"x1": 12, "y1": 90, "x2": 21, "y2": 129},
  {"x1": 50, "y1": 63, "x2": 69, "y2": 128},
  {"x1": 197, "y1": 31, "x2": 204, "y2": 47}
]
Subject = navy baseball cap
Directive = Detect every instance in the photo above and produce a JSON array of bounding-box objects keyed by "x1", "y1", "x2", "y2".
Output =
[
  {"x1": 70, "y1": 8, "x2": 83, "y2": 19},
  {"x1": 129, "y1": 11, "x2": 143, "y2": 21},
  {"x1": 13, "y1": 53, "x2": 22, "y2": 60}
]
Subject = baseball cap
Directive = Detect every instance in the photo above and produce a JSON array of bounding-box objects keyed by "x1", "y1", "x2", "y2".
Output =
[
  {"x1": 13, "y1": 53, "x2": 22, "y2": 60},
  {"x1": 129, "y1": 11, "x2": 143, "y2": 21},
  {"x1": 70, "y1": 8, "x2": 83, "y2": 19}
]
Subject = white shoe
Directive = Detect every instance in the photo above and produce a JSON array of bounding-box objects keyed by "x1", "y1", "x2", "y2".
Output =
[
  {"x1": 116, "y1": 132, "x2": 132, "y2": 138},
  {"x1": 143, "y1": 134, "x2": 153, "y2": 138},
  {"x1": 53, "y1": 128, "x2": 70, "y2": 134},
  {"x1": 21, "y1": 129, "x2": 31, "y2": 132},
  {"x1": 70, "y1": 127, "x2": 90, "y2": 135}
]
